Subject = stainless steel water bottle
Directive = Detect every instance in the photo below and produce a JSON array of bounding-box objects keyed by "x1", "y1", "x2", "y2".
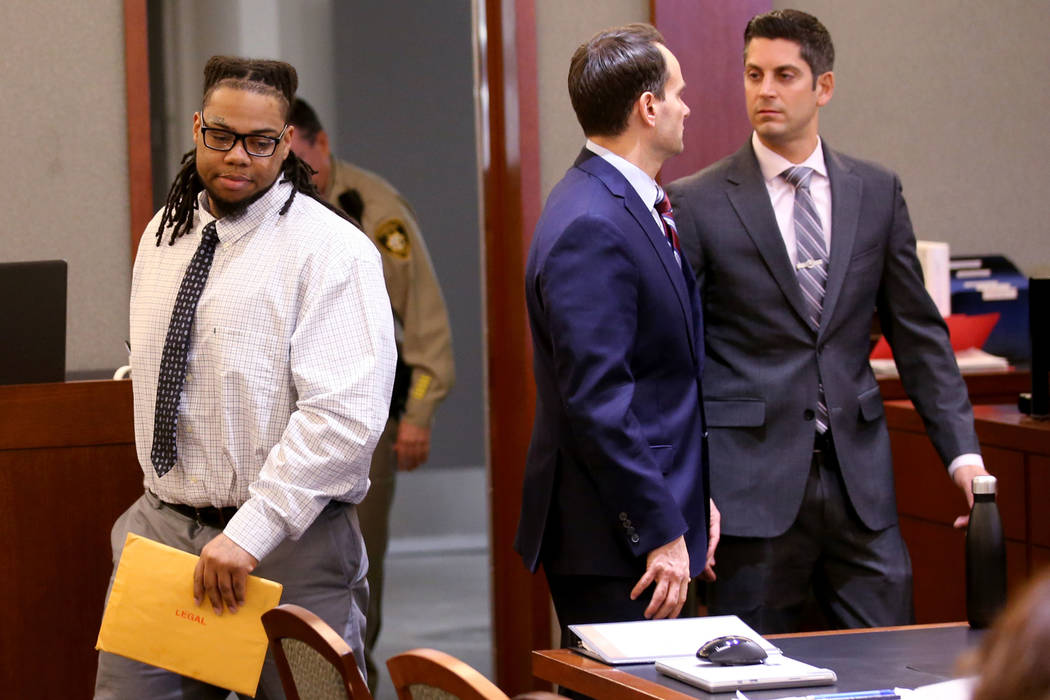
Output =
[{"x1": 965, "y1": 474, "x2": 1006, "y2": 629}]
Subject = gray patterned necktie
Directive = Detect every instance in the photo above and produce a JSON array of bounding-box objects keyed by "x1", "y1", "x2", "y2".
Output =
[
  {"x1": 782, "y1": 166, "x2": 829, "y2": 433},
  {"x1": 151, "y1": 222, "x2": 219, "y2": 476}
]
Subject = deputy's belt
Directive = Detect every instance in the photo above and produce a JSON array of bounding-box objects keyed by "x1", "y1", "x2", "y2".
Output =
[{"x1": 159, "y1": 499, "x2": 238, "y2": 528}]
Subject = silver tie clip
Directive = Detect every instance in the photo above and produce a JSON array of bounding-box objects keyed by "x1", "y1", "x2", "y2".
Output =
[{"x1": 796, "y1": 258, "x2": 824, "y2": 270}]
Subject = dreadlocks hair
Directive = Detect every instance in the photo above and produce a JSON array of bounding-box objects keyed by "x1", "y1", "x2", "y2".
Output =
[{"x1": 155, "y1": 56, "x2": 351, "y2": 246}]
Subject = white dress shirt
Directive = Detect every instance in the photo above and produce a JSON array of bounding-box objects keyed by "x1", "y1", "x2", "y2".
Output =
[
  {"x1": 130, "y1": 181, "x2": 396, "y2": 560},
  {"x1": 586, "y1": 140, "x2": 668, "y2": 240}
]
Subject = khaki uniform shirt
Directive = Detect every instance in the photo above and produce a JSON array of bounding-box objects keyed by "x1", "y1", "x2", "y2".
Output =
[{"x1": 325, "y1": 157, "x2": 455, "y2": 427}]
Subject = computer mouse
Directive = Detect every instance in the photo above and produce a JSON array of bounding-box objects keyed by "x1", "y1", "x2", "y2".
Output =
[{"x1": 696, "y1": 635, "x2": 768, "y2": 665}]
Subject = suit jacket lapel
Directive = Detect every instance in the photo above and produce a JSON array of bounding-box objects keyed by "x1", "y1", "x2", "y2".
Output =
[
  {"x1": 724, "y1": 144, "x2": 813, "y2": 328},
  {"x1": 576, "y1": 150, "x2": 697, "y2": 354},
  {"x1": 820, "y1": 144, "x2": 862, "y2": 339}
]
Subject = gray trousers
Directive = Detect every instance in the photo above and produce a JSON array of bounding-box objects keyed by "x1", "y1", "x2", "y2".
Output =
[
  {"x1": 708, "y1": 441, "x2": 914, "y2": 634},
  {"x1": 93, "y1": 490, "x2": 369, "y2": 700},
  {"x1": 357, "y1": 418, "x2": 398, "y2": 695}
]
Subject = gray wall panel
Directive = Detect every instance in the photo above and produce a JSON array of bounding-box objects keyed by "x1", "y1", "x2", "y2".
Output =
[{"x1": 773, "y1": 0, "x2": 1050, "y2": 274}]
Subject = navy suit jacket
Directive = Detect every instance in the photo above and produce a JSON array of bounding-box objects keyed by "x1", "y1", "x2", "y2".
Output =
[
  {"x1": 668, "y1": 141, "x2": 979, "y2": 538},
  {"x1": 515, "y1": 150, "x2": 710, "y2": 579}
]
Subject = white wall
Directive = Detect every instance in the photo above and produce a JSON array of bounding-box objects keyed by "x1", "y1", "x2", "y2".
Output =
[
  {"x1": 776, "y1": 0, "x2": 1050, "y2": 275},
  {"x1": 0, "y1": 0, "x2": 131, "y2": 376}
]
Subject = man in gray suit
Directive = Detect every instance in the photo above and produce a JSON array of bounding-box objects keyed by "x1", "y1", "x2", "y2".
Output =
[{"x1": 668, "y1": 9, "x2": 990, "y2": 633}]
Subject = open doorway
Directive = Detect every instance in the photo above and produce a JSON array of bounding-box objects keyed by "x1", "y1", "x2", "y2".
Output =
[{"x1": 145, "y1": 1, "x2": 490, "y2": 695}]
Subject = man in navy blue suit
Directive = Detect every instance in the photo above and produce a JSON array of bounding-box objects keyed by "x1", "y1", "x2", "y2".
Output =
[{"x1": 515, "y1": 23, "x2": 719, "y2": 641}]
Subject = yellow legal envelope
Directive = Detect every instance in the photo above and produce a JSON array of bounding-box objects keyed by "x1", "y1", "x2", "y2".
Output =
[{"x1": 95, "y1": 532, "x2": 283, "y2": 696}]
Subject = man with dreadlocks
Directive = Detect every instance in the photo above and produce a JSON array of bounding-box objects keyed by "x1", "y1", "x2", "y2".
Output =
[{"x1": 94, "y1": 56, "x2": 395, "y2": 698}]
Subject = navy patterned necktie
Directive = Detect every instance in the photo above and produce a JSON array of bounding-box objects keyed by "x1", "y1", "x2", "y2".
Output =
[
  {"x1": 151, "y1": 222, "x2": 219, "y2": 476},
  {"x1": 782, "y1": 166, "x2": 829, "y2": 433}
]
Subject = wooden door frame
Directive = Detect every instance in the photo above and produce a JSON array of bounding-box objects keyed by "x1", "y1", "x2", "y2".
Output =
[
  {"x1": 476, "y1": 0, "x2": 549, "y2": 694},
  {"x1": 124, "y1": 0, "x2": 153, "y2": 263}
]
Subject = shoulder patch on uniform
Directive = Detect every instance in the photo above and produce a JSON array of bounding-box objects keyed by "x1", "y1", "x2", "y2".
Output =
[{"x1": 376, "y1": 219, "x2": 411, "y2": 259}]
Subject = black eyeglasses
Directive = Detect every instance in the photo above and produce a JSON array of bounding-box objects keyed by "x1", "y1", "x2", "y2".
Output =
[{"x1": 199, "y1": 118, "x2": 289, "y2": 157}]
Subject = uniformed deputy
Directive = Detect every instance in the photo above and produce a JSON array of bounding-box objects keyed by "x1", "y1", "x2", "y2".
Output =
[{"x1": 288, "y1": 98, "x2": 455, "y2": 694}]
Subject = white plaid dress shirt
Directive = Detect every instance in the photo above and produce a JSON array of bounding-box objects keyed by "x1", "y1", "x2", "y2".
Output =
[{"x1": 130, "y1": 181, "x2": 396, "y2": 560}]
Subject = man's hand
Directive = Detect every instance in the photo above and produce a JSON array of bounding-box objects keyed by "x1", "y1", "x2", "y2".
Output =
[
  {"x1": 630, "y1": 535, "x2": 690, "y2": 619},
  {"x1": 951, "y1": 463, "x2": 992, "y2": 529},
  {"x1": 193, "y1": 533, "x2": 259, "y2": 615},
  {"x1": 699, "y1": 499, "x2": 720, "y2": 582},
  {"x1": 394, "y1": 421, "x2": 431, "y2": 471}
]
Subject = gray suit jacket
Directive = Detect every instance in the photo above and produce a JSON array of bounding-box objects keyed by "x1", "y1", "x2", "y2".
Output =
[{"x1": 668, "y1": 141, "x2": 979, "y2": 538}]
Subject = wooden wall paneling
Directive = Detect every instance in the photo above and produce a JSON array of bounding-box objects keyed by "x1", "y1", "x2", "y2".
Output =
[
  {"x1": 901, "y1": 519, "x2": 1027, "y2": 624},
  {"x1": 1032, "y1": 546, "x2": 1050, "y2": 572},
  {"x1": 124, "y1": 0, "x2": 153, "y2": 263},
  {"x1": 1029, "y1": 456, "x2": 1050, "y2": 549},
  {"x1": 0, "y1": 379, "x2": 134, "y2": 450},
  {"x1": 899, "y1": 517, "x2": 964, "y2": 623},
  {"x1": 888, "y1": 400, "x2": 1050, "y2": 622},
  {"x1": 0, "y1": 381, "x2": 142, "y2": 698},
  {"x1": 892, "y1": 430, "x2": 965, "y2": 524},
  {"x1": 479, "y1": 0, "x2": 549, "y2": 694},
  {"x1": 980, "y1": 446, "x2": 1026, "y2": 542},
  {"x1": 651, "y1": 0, "x2": 771, "y2": 183}
]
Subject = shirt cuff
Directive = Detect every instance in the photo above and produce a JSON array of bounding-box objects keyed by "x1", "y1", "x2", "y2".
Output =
[
  {"x1": 947, "y1": 453, "x2": 984, "y2": 479},
  {"x1": 223, "y1": 497, "x2": 290, "y2": 562}
]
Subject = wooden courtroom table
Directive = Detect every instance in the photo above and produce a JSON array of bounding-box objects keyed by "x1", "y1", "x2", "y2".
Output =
[
  {"x1": 888, "y1": 400, "x2": 1050, "y2": 622},
  {"x1": 533, "y1": 623, "x2": 978, "y2": 700},
  {"x1": 0, "y1": 380, "x2": 143, "y2": 698}
]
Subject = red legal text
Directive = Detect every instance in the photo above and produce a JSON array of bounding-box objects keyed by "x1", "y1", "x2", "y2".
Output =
[{"x1": 175, "y1": 608, "x2": 207, "y2": 625}]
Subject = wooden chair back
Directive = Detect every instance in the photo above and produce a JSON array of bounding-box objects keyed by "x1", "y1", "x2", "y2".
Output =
[
  {"x1": 386, "y1": 648, "x2": 509, "y2": 700},
  {"x1": 261, "y1": 603, "x2": 373, "y2": 700}
]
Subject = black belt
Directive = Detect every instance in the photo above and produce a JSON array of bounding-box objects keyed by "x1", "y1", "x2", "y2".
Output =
[
  {"x1": 159, "y1": 499, "x2": 238, "y2": 528},
  {"x1": 813, "y1": 430, "x2": 834, "y2": 454}
]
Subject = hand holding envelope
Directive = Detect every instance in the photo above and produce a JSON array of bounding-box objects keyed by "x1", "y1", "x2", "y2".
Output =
[
  {"x1": 194, "y1": 532, "x2": 259, "y2": 615},
  {"x1": 96, "y1": 533, "x2": 283, "y2": 696}
]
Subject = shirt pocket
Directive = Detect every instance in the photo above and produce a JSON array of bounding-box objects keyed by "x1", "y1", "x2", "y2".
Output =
[{"x1": 206, "y1": 326, "x2": 289, "y2": 466}]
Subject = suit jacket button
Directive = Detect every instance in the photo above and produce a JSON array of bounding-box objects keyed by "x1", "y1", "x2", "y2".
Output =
[
  {"x1": 803, "y1": 409, "x2": 815, "y2": 421},
  {"x1": 630, "y1": 534, "x2": 640, "y2": 544},
  {"x1": 619, "y1": 512, "x2": 628, "y2": 521},
  {"x1": 623, "y1": 519, "x2": 632, "y2": 528}
]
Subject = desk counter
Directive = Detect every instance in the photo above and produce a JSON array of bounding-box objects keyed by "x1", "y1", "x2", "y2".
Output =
[{"x1": 534, "y1": 623, "x2": 978, "y2": 700}]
